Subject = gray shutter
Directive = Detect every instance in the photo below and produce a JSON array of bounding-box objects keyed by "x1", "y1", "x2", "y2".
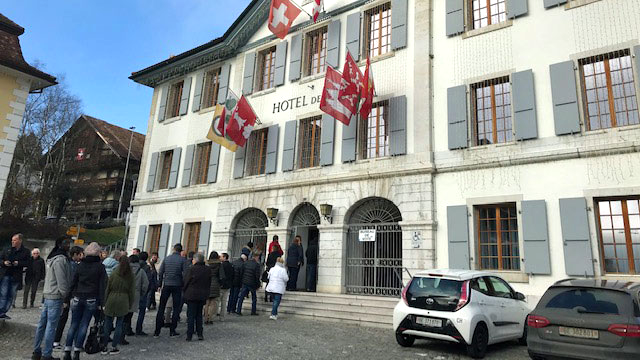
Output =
[
  {"x1": 146, "y1": 152, "x2": 159, "y2": 192},
  {"x1": 289, "y1": 34, "x2": 303, "y2": 81},
  {"x1": 634, "y1": 46, "x2": 640, "y2": 86},
  {"x1": 512, "y1": 69, "x2": 538, "y2": 140},
  {"x1": 341, "y1": 115, "x2": 358, "y2": 163},
  {"x1": 447, "y1": 85, "x2": 468, "y2": 149},
  {"x1": 389, "y1": 95, "x2": 407, "y2": 156},
  {"x1": 282, "y1": 120, "x2": 297, "y2": 172},
  {"x1": 346, "y1": 12, "x2": 361, "y2": 61},
  {"x1": 521, "y1": 200, "x2": 551, "y2": 275},
  {"x1": 274, "y1": 40, "x2": 288, "y2": 87},
  {"x1": 447, "y1": 206, "x2": 470, "y2": 270},
  {"x1": 327, "y1": 20, "x2": 341, "y2": 68},
  {"x1": 179, "y1": 77, "x2": 192, "y2": 116},
  {"x1": 266, "y1": 125, "x2": 279, "y2": 174},
  {"x1": 550, "y1": 61, "x2": 580, "y2": 135},
  {"x1": 218, "y1": 64, "x2": 231, "y2": 105},
  {"x1": 544, "y1": 0, "x2": 567, "y2": 9},
  {"x1": 159, "y1": 223, "x2": 171, "y2": 260},
  {"x1": 168, "y1": 147, "x2": 182, "y2": 189},
  {"x1": 136, "y1": 225, "x2": 147, "y2": 250},
  {"x1": 559, "y1": 198, "x2": 594, "y2": 276},
  {"x1": 391, "y1": 0, "x2": 408, "y2": 50},
  {"x1": 506, "y1": 0, "x2": 528, "y2": 19},
  {"x1": 242, "y1": 52, "x2": 256, "y2": 95},
  {"x1": 207, "y1": 142, "x2": 221, "y2": 183},
  {"x1": 192, "y1": 73, "x2": 204, "y2": 112},
  {"x1": 182, "y1": 144, "x2": 195, "y2": 187},
  {"x1": 320, "y1": 114, "x2": 335, "y2": 166},
  {"x1": 446, "y1": 0, "x2": 464, "y2": 37},
  {"x1": 198, "y1": 221, "x2": 212, "y2": 255},
  {"x1": 158, "y1": 85, "x2": 169, "y2": 122},
  {"x1": 171, "y1": 223, "x2": 183, "y2": 252},
  {"x1": 233, "y1": 145, "x2": 246, "y2": 179}
]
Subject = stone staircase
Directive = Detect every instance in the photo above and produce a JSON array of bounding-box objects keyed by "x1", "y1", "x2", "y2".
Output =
[{"x1": 241, "y1": 291, "x2": 398, "y2": 328}]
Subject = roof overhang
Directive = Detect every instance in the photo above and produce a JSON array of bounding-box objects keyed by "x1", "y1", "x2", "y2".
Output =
[{"x1": 0, "y1": 64, "x2": 57, "y2": 92}]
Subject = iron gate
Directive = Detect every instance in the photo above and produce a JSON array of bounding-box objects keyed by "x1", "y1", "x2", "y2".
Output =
[{"x1": 231, "y1": 208, "x2": 268, "y2": 261}]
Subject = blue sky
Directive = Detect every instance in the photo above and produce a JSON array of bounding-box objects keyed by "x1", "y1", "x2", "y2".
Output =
[{"x1": 4, "y1": 0, "x2": 252, "y2": 134}]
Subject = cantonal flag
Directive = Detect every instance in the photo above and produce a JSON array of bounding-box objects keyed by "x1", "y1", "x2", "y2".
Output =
[
  {"x1": 320, "y1": 66, "x2": 353, "y2": 125},
  {"x1": 225, "y1": 95, "x2": 257, "y2": 148},
  {"x1": 360, "y1": 57, "x2": 375, "y2": 120},
  {"x1": 338, "y1": 52, "x2": 364, "y2": 116},
  {"x1": 207, "y1": 91, "x2": 239, "y2": 152}
]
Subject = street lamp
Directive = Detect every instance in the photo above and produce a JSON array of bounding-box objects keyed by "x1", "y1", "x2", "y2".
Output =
[
  {"x1": 267, "y1": 207, "x2": 279, "y2": 226},
  {"x1": 320, "y1": 203, "x2": 333, "y2": 224},
  {"x1": 117, "y1": 126, "x2": 135, "y2": 220}
]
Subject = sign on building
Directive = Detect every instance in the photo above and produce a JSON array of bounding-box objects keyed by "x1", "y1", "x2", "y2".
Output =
[{"x1": 358, "y1": 229, "x2": 376, "y2": 242}]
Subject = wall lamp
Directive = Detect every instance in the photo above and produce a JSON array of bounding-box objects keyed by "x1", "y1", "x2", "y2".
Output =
[
  {"x1": 320, "y1": 203, "x2": 333, "y2": 224},
  {"x1": 267, "y1": 207, "x2": 279, "y2": 226}
]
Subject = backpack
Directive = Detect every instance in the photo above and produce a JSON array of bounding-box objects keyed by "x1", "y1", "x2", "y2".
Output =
[{"x1": 84, "y1": 311, "x2": 103, "y2": 354}]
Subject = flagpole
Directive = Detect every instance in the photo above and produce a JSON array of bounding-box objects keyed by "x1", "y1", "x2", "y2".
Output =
[{"x1": 290, "y1": 0, "x2": 313, "y2": 19}]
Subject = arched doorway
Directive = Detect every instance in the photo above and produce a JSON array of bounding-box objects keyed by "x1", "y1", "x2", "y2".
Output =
[
  {"x1": 288, "y1": 203, "x2": 320, "y2": 291},
  {"x1": 231, "y1": 208, "x2": 268, "y2": 261},
  {"x1": 346, "y1": 197, "x2": 403, "y2": 297}
]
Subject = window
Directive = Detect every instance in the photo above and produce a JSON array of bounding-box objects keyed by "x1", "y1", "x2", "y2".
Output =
[
  {"x1": 359, "y1": 101, "x2": 389, "y2": 159},
  {"x1": 304, "y1": 27, "x2": 328, "y2": 76},
  {"x1": 245, "y1": 128, "x2": 268, "y2": 176},
  {"x1": 471, "y1": 277, "x2": 490, "y2": 295},
  {"x1": 297, "y1": 116, "x2": 322, "y2": 169},
  {"x1": 147, "y1": 225, "x2": 162, "y2": 254},
  {"x1": 364, "y1": 2, "x2": 392, "y2": 58},
  {"x1": 477, "y1": 203, "x2": 520, "y2": 271},
  {"x1": 192, "y1": 142, "x2": 211, "y2": 185},
  {"x1": 544, "y1": 288, "x2": 627, "y2": 315},
  {"x1": 579, "y1": 50, "x2": 639, "y2": 131},
  {"x1": 470, "y1": 0, "x2": 507, "y2": 30},
  {"x1": 487, "y1": 276, "x2": 513, "y2": 298},
  {"x1": 202, "y1": 68, "x2": 221, "y2": 109},
  {"x1": 596, "y1": 198, "x2": 640, "y2": 274},
  {"x1": 157, "y1": 150, "x2": 173, "y2": 190},
  {"x1": 166, "y1": 80, "x2": 184, "y2": 119},
  {"x1": 257, "y1": 47, "x2": 276, "y2": 91},
  {"x1": 184, "y1": 222, "x2": 201, "y2": 254},
  {"x1": 472, "y1": 76, "x2": 512, "y2": 145}
]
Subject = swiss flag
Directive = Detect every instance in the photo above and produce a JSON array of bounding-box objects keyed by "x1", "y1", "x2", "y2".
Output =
[
  {"x1": 320, "y1": 67, "x2": 353, "y2": 126},
  {"x1": 268, "y1": 0, "x2": 302, "y2": 39},
  {"x1": 338, "y1": 52, "x2": 364, "y2": 115},
  {"x1": 360, "y1": 57, "x2": 375, "y2": 120},
  {"x1": 225, "y1": 96, "x2": 257, "y2": 147},
  {"x1": 312, "y1": 0, "x2": 323, "y2": 23}
]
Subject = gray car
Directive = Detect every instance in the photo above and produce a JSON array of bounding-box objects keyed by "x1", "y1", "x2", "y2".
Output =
[{"x1": 527, "y1": 279, "x2": 640, "y2": 360}]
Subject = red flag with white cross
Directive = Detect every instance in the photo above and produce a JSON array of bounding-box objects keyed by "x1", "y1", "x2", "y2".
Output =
[
  {"x1": 268, "y1": 0, "x2": 302, "y2": 39},
  {"x1": 320, "y1": 67, "x2": 354, "y2": 126},
  {"x1": 338, "y1": 52, "x2": 364, "y2": 116},
  {"x1": 225, "y1": 96, "x2": 257, "y2": 147}
]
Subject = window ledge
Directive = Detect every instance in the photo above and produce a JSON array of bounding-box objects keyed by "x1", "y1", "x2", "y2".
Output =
[
  {"x1": 294, "y1": 166, "x2": 322, "y2": 173},
  {"x1": 598, "y1": 274, "x2": 640, "y2": 281},
  {"x1": 299, "y1": 73, "x2": 326, "y2": 85},
  {"x1": 359, "y1": 51, "x2": 396, "y2": 66},
  {"x1": 355, "y1": 155, "x2": 393, "y2": 164},
  {"x1": 251, "y1": 87, "x2": 276, "y2": 98},
  {"x1": 486, "y1": 270, "x2": 529, "y2": 284},
  {"x1": 462, "y1": 20, "x2": 513, "y2": 40},
  {"x1": 198, "y1": 106, "x2": 217, "y2": 116},
  {"x1": 585, "y1": 123, "x2": 640, "y2": 135},
  {"x1": 467, "y1": 140, "x2": 517, "y2": 150},
  {"x1": 162, "y1": 116, "x2": 182, "y2": 125},
  {"x1": 243, "y1": 173, "x2": 268, "y2": 179},
  {"x1": 566, "y1": 0, "x2": 602, "y2": 10}
]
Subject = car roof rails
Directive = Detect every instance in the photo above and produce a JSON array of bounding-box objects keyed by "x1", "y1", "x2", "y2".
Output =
[{"x1": 553, "y1": 278, "x2": 577, "y2": 285}]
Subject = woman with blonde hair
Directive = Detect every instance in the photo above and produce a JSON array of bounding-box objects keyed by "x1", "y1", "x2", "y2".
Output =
[{"x1": 265, "y1": 257, "x2": 289, "y2": 320}]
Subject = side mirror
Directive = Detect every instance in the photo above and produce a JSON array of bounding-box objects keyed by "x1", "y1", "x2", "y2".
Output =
[{"x1": 515, "y1": 292, "x2": 526, "y2": 301}]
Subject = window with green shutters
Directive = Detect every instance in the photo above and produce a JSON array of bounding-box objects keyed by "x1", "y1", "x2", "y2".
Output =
[{"x1": 476, "y1": 203, "x2": 520, "y2": 271}]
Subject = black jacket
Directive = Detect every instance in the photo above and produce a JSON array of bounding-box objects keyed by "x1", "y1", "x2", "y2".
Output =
[
  {"x1": 158, "y1": 253, "x2": 188, "y2": 288},
  {"x1": 71, "y1": 255, "x2": 108, "y2": 306},
  {"x1": 240, "y1": 259, "x2": 261, "y2": 289},
  {"x1": 306, "y1": 243, "x2": 319, "y2": 265},
  {"x1": 183, "y1": 262, "x2": 211, "y2": 302},
  {"x1": 220, "y1": 260, "x2": 233, "y2": 289},
  {"x1": 266, "y1": 251, "x2": 279, "y2": 270},
  {"x1": 26, "y1": 257, "x2": 46, "y2": 282},
  {"x1": 0, "y1": 245, "x2": 31, "y2": 285},
  {"x1": 231, "y1": 258, "x2": 244, "y2": 288},
  {"x1": 286, "y1": 243, "x2": 304, "y2": 267}
]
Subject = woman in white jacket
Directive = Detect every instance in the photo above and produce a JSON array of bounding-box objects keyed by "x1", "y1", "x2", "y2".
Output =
[{"x1": 265, "y1": 257, "x2": 289, "y2": 320}]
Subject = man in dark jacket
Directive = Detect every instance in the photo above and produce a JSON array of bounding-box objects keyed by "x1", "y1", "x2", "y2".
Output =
[
  {"x1": 135, "y1": 252, "x2": 152, "y2": 335},
  {"x1": 228, "y1": 254, "x2": 245, "y2": 314},
  {"x1": 286, "y1": 236, "x2": 304, "y2": 291},
  {"x1": 305, "y1": 240, "x2": 319, "y2": 292},
  {"x1": 183, "y1": 253, "x2": 211, "y2": 341},
  {"x1": 154, "y1": 244, "x2": 188, "y2": 338},
  {"x1": 235, "y1": 253, "x2": 261, "y2": 316},
  {"x1": 53, "y1": 246, "x2": 83, "y2": 349},
  {"x1": 23, "y1": 248, "x2": 46, "y2": 308},
  {"x1": 219, "y1": 253, "x2": 233, "y2": 320},
  {"x1": 0, "y1": 233, "x2": 31, "y2": 319}
]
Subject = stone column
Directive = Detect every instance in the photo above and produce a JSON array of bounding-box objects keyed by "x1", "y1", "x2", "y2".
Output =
[
  {"x1": 316, "y1": 223, "x2": 348, "y2": 294},
  {"x1": 211, "y1": 229, "x2": 234, "y2": 256},
  {"x1": 398, "y1": 220, "x2": 436, "y2": 283}
]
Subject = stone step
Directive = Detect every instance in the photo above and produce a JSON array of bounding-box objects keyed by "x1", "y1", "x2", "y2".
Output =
[
  {"x1": 269, "y1": 298, "x2": 395, "y2": 315},
  {"x1": 282, "y1": 294, "x2": 398, "y2": 309},
  {"x1": 243, "y1": 302, "x2": 392, "y2": 326}
]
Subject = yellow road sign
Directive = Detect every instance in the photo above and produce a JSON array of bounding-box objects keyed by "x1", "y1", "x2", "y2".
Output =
[{"x1": 74, "y1": 239, "x2": 84, "y2": 245}]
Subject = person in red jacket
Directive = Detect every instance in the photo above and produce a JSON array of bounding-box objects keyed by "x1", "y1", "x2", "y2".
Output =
[{"x1": 267, "y1": 235, "x2": 281, "y2": 255}]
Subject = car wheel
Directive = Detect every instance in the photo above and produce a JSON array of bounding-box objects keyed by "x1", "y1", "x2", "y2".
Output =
[
  {"x1": 518, "y1": 323, "x2": 528, "y2": 346},
  {"x1": 466, "y1": 323, "x2": 489, "y2": 359},
  {"x1": 395, "y1": 332, "x2": 415, "y2": 347}
]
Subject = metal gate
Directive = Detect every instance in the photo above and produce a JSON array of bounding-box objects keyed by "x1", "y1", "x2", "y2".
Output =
[{"x1": 231, "y1": 208, "x2": 268, "y2": 261}]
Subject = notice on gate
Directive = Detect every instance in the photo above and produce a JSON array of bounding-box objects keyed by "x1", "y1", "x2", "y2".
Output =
[{"x1": 358, "y1": 229, "x2": 376, "y2": 242}]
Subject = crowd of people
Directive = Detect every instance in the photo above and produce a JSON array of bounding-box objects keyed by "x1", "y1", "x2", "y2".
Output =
[{"x1": 0, "y1": 232, "x2": 319, "y2": 359}]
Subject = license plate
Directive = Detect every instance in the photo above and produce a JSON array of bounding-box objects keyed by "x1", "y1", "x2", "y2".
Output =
[
  {"x1": 415, "y1": 316, "x2": 443, "y2": 328},
  {"x1": 558, "y1": 326, "x2": 599, "y2": 339}
]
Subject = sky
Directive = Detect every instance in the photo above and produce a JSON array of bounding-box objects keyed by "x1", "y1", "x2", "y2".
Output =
[{"x1": 4, "y1": 0, "x2": 253, "y2": 135}]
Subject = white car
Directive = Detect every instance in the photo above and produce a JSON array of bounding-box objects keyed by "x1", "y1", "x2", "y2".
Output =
[{"x1": 393, "y1": 269, "x2": 531, "y2": 358}]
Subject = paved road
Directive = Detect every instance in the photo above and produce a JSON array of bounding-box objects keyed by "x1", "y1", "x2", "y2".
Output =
[{"x1": 0, "y1": 294, "x2": 529, "y2": 360}]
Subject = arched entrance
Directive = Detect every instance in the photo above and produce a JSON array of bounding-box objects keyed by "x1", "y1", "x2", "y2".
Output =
[
  {"x1": 346, "y1": 197, "x2": 403, "y2": 297},
  {"x1": 288, "y1": 203, "x2": 320, "y2": 291},
  {"x1": 231, "y1": 208, "x2": 268, "y2": 261}
]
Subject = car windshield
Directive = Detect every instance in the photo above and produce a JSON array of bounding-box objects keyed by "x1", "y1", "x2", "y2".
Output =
[
  {"x1": 408, "y1": 277, "x2": 462, "y2": 298},
  {"x1": 543, "y1": 288, "x2": 630, "y2": 315}
]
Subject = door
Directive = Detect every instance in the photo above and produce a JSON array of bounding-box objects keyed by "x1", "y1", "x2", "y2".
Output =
[
  {"x1": 472, "y1": 277, "x2": 502, "y2": 342},
  {"x1": 487, "y1": 276, "x2": 523, "y2": 340},
  {"x1": 290, "y1": 226, "x2": 309, "y2": 290}
]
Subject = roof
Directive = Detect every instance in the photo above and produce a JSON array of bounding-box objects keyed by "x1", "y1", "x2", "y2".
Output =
[
  {"x1": 0, "y1": 13, "x2": 56, "y2": 90},
  {"x1": 413, "y1": 269, "x2": 494, "y2": 281},
  {"x1": 553, "y1": 278, "x2": 640, "y2": 292},
  {"x1": 82, "y1": 115, "x2": 145, "y2": 161}
]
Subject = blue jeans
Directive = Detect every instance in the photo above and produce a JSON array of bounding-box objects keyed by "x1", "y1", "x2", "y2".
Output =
[
  {"x1": 271, "y1": 293, "x2": 282, "y2": 316},
  {"x1": 0, "y1": 275, "x2": 19, "y2": 316},
  {"x1": 306, "y1": 264, "x2": 317, "y2": 291},
  {"x1": 65, "y1": 297, "x2": 97, "y2": 351},
  {"x1": 103, "y1": 315, "x2": 124, "y2": 349},
  {"x1": 33, "y1": 298, "x2": 63, "y2": 357},
  {"x1": 228, "y1": 287, "x2": 240, "y2": 313},
  {"x1": 136, "y1": 295, "x2": 148, "y2": 334},
  {"x1": 155, "y1": 286, "x2": 182, "y2": 334},
  {"x1": 236, "y1": 285, "x2": 257, "y2": 314}
]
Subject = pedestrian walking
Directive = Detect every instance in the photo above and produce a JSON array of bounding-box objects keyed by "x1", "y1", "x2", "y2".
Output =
[
  {"x1": 53, "y1": 246, "x2": 84, "y2": 350},
  {"x1": 286, "y1": 236, "x2": 304, "y2": 291},
  {"x1": 147, "y1": 252, "x2": 158, "y2": 310},
  {"x1": 305, "y1": 239, "x2": 319, "y2": 292},
  {"x1": 62, "y1": 242, "x2": 107, "y2": 360},
  {"x1": 32, "y1": 236, "x2": 71, "y2": 360},
  {"x1": 219, "y1": 253, "x2": 233, "y2": 321},
  {"x1": 135, "y1": 252, "x2": 152, "y2": 335},
  {"x1": 0, "y1": 233, "x2": 31, "y2": 319},
  {"x1": 235, "y1": 253, "x2": 261, "y2": 316},
  {"x1": 101, "y1": 256, "x2": 135, "y2": 355},
  {"x1": 183, "y1": 253, "x2": 211, "y2": 341},
  {"x1": 266, "y1": 257, "x2": 289, "y2": 320},
  {"x1": 154, "y1": 244, "x2": 188, "y2": 338},
  {"x1": 228, "y1": 254, "x2": 246, "y2": 314},
  {"x1": 102, "y1": 250, "x2": 119, "y2": 278},
  {"x1": 23, "y1": 248, "x2": 46, "y2": 309},
  {"x1": 264, "y1": 245, "x2": 281, "y2": 302},
  {"x1": 121, "y1": 255, "x2": 148, "y2": 344},
  {"x1": 204, "y1": 251, "x2": 224, "y2": 324}
]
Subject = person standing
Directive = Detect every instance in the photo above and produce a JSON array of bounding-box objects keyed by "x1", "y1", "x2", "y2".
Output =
[
  {"x1": 267, "y1": 235, "x2": 281, "y2": 254},
  {"x1": 147, "y1": 252, "x2": 158, "y2": 310},
  {"x1": 264, "y1": 245, "x2": 281, "y2": 302},
  {"x1": 23, "y1": 248, "x2": 46, "y2": 309},
  {"x1": 53, "y1": 247, "x2": 83, "y2": 350},
  {"x1": 135, "y1": 252, "x2": 152, "y2": 335},
  {"x1": 154, "y1": 244, "x2": 187, "y2": 338},
  {"x1": 204, "y1": 251, "x2": 223, "y2": 324},
  {"x1": 235, "y1": 253, "x2": 261, "y2": 316},
  {"x1": 32, "y1": 237, "x2": 71, "y2": 360},
  {"x1": 102, "y1": 250, "x2": 119, "y2": 277},
  {"x1": 62, "y1": 242, "x2": 106, "y2": 360},
  {"x1": 286, "y1": 236, "x2": 304, "y2": 291},
  {"x1": 183, "y1": 253, "x2": 211, "y2": 341},
  {"x1": 305, "y1": 240, "x2": 319, "y2": 292},
  {"x1": 241, "y1": 242, "x2": 253, "y2": 258},
  {"x1": 0, "y1": 233, "x2": 31, "y2": 319},
  {"x1": 218, "y1": 253, "x2": 233, "y2": 321},
  {"x1": 266, "y1": 257, "x2": 289, "y2": 320},
  {"x1": 228, "y1": 254, "x2": 245, "y2": 314},
  {"x1": 121, "y1": 255, "x2": 148, "y2": 344},
  {"x1": 101, "y1": 256, "x2": 134, "y2": 355}
]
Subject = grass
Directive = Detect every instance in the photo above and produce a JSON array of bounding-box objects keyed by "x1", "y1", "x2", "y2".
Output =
[{"x1": 82, "y1": 226, "x2": 125, "y2": 246}]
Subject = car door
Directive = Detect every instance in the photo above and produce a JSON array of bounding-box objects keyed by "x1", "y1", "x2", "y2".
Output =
[
  {"x1": 471, "y1": 277, "x2": 501, "y2": 342},
  {"x1": 487, "y1": 276, "x2": 523, "y2": 340}
]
